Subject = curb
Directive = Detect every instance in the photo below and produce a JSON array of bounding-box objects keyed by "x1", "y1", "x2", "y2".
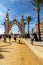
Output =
[{"x1": 22, "y1": 39, "x2": 43, "y2": 59}]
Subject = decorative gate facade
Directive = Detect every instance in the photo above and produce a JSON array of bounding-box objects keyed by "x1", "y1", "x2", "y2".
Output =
[{"x1": 4, "y1": 12, "x2": 25, "y2": 35}]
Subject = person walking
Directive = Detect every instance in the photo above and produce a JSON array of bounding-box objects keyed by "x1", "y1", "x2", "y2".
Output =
[
  {"x1": 30, "y1": 34, "x2": 34, "y2": 45},
  {"x1": 0, "y1": 35, "x2": 2, "y2": 39},
  {"x1": 14, "y1": 35, "x2": 16, "y2": 42},
  {"x1": 9, "y1": 35, "x2": 11, "y2": 42},
  {"x1": 3, "y1": 34, "x2": 6, "y2": 43},
  {"x1": 8, "y1": 35, "x2": 12, "y2": 45}
]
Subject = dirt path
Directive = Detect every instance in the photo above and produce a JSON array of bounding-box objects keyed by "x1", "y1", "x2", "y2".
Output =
[{"x1": 0, "y1": 39, "x2": 43, "y2": 65}]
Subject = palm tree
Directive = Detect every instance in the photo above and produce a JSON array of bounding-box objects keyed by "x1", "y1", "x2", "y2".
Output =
[
  {"x1": 23, "y1": 22, "x2": 26, "y2": 38},
  {"x1": 27, "y1": 16, "x2": 33, "y2": 38},
  {"x1": 31, "y1": 0, "x2": 43, "y2": 41},
  {"x1": 24, "y1": 22, "x2": 26, "y2": 33}
]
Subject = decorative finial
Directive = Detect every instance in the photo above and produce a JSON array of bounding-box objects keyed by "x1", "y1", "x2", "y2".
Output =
[
  {"x1": 22, "y1": 11, "x2": 24, "y2": 17},
  {"x1": 7, "y1": 9, "x2": 10, "y2": 11}
]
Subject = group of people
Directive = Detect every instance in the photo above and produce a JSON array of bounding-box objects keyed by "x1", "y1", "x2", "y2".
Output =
[
  {"x1": 3, "y1": 34, "x2": 17, "y2": 43},
  {"x1": 3, "y1": 34, "x2": 21, "y2": 44},
  {"x1": 0, "y1": 33, "x2": 37, "y2": 45}
]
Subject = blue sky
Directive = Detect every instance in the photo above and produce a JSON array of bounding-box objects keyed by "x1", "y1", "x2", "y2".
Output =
[{"x1": 0, "y1": 0, "x2": 43, "y2": 34}]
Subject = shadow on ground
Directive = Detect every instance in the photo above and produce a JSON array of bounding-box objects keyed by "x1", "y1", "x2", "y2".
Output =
[
  {"x1": 0, "y1": 54, "x2": 4, "y2": 59},
  {"x1": 34, "y1": 44, "x2": 43, "y2": 47},
  {"x1": 0, "y1": 43, "x2": 12, "y2": 47},
  {"x1": 0, "y1": 49, "x2": 10, "y2": 52},
  {"x1": 0, "y1": 48, "x2": 13, "y2": 49}
]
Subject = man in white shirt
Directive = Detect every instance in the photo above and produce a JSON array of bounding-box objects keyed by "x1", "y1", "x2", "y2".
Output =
[{"x1": 30, "y1": 34, "x2": 34, "y2": 45}]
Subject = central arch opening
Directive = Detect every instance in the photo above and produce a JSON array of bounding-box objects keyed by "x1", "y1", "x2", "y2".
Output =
[{"x1": 10, "y1": 24, "x2": 21, "y2": 34}]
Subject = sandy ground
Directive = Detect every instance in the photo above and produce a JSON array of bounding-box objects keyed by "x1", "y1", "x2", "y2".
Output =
[{"x1": 0, "y1": 38, "x2": 43, "y2": 65}]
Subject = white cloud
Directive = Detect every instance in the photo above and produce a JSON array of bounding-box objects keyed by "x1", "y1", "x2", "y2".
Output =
[
  {"x1": 0, "y1": 12, "x2": 4, "y2": 19},
  {"x1": 0, "y1": 12, "x2": 5, "y2": 20},
  {"x1": 0, "y1": 25, "x2": 4, "y2": 34},
  {"x1": 0, "y1": 4, "x2": 6, "y2": 11},
  {"x1": 0, "y1": 3, "x2": 7, "y2": 20}
]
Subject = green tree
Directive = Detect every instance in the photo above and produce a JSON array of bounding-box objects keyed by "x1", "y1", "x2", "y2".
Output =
[
  {"x1": 27, "y1": 16, "x2": 32, "y2": 38},
  {"x1": 31, "y1": 0, "x2": 43, "y2": 41}
]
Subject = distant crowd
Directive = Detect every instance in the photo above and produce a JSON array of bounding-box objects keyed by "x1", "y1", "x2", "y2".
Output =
[
  {"x1": 0, "y1": 34, "x2": 16, "y2": 42},
  {"x1": 0, "y1": 34, "x2": 21, "y2": 44},
  {"x1": 0, "y1": 33, "x2": 39, "y2": 45}
]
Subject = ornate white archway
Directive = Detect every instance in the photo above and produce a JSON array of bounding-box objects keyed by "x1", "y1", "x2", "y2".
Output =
[
  {"x1": 4, "y1": 12, "x2": 25, "y2": 35},
  {"x1": 4, "y1": 19, "x2": 25, "y2": 35},
  {"x1": 10, "y1": 19, "x2": 25, "y2": 34}
]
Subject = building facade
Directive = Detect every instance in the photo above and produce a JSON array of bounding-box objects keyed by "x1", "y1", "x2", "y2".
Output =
[{"x1": 34, "y1": 20, "x2": 43, "y2": 40}]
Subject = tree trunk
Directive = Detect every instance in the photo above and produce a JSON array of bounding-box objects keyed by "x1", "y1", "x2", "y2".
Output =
[
  {"x1": 24, "y1": 24, "x2": 25, "y2": 37},
  {"x1": 38, "y1": 9, "x2": 41, "y2": 41},
  {"x1": 28, "y1": 22, "x2": 30, "y2": 38}
]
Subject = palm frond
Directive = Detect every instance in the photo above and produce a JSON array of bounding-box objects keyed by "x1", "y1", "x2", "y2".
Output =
[
  {"x1": 31, "y1": 0, "x2": 43, "y2": 7},
  {"x1": 31, "y1": 1, "x2": 36, "y2": 7},
  {"x1": 41, "y1": 0, "x2": 43, "y2": 6},
  {"x1": 26, "y1": 16, "x2": 33, "y2": 23}
]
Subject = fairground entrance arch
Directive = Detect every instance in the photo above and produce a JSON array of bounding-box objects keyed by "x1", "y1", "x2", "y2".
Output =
[{"x1": 4, "y1": 12, "x2": 25, "y2": 35}]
